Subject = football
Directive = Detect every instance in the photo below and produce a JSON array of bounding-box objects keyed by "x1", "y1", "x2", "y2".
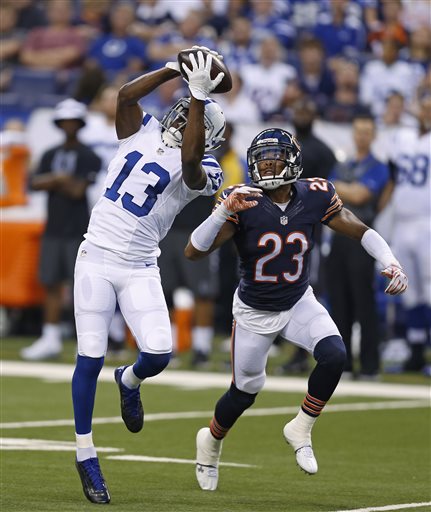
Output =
[{"x1": 177, "y1": 48, "x2": 232, "y2": 94}]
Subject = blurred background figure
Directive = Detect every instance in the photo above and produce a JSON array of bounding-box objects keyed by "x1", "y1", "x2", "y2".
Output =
[
  {"x1": 326, "y1": 112, "x2": 390, "y2": 380},
  {"x1": 386, "y1": 94, "x2": 431, "y2": 373},
  {"x1": 0, "y1": 3, "x2": 25, "y2": 92},
  {"x1": 20, "y1": 99, "x2": 101, "y2": 360},
  {"x1": 0, "y1": 118, "x2": 29, "y2": 207}
]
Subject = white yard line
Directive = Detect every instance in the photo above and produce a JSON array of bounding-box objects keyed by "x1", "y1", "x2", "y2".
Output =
[
  {"x1": 2, "y1": 360, "x2": 430, "y2": 398},
  {"x1": 106, "y1": 454, "x2": 257, "y2": 468},
  {"x1": 0, "y1": 400, "x2": 428, "y2": 430},
  {"x1": 329, "y1": 502, "x2": 431, "y2": 512},
  {"x1": 0, "y1": 437, "x2": 122, "y2": 452}
]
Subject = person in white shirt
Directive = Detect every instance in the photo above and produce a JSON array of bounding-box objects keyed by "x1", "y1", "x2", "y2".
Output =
[
  {"x1": 72, "y1": 48, "x2": 226, "y2": 504},
  {"x1": 387, "y1": 94, "x2": 431, "y2": 372},
  {"x1": 360, "y1": 36, "x2": 424, "y2": 119},
  {"x1": 239, "y1": 35, "x2": 297, "y2": 120}
]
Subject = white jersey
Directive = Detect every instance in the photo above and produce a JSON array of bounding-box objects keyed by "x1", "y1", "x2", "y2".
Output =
[
  {"x1": 85, "y1": 112, "x2": 223, "y2": 260},
  {"x1": 390, "y1": 128, "x2": 431, "y2": 222}
]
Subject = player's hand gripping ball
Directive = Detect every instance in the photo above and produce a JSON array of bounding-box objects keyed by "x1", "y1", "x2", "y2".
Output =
[{"x1": 177, "y1": 46, "x2": 232, "y2": 93}]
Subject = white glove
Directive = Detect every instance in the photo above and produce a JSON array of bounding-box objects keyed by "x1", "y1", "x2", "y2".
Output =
[
  {"x1": 381, "y1": 264, "x2": 408, "y2": 295},
  {"x1": 214, "y1": 186, "x2": 262, "y2": 220},
  {"x1": 181, "y1": 50, "x2": 224, "y2": 101},
  {"x1": 165, "y1": 61, "x2": 180, "y2": 73}
]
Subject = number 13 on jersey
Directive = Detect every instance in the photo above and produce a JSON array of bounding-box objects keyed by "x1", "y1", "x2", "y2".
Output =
[{"x1": 104, "y1": 151, "x2": 171, "y2": 217}]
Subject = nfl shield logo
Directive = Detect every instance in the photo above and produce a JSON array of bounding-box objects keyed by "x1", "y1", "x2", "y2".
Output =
[{"x1": 280, "y1": 216, "x2": 288, "y2": 225}]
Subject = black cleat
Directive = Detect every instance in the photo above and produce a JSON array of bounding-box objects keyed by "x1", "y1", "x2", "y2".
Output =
[
  {"x1": 114, "y1": 365, "x2": 144, "y2": 433},
  {"x1": 75, "y1": 457, "x2": 111, "y2": 504}
]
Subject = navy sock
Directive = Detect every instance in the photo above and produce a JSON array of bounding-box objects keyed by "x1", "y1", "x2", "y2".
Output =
[
  {"x1": 132, "y1": 351, "x2": 171, "y2": 379},
  {"x1": 307, "y1": 335, "x2": 346, "y2": 405},
  {"x1": 210, "y1": 383, "x2": 256, "y2": 439},
  {"x1": 72, "y1": 355, "x2": 104, "y2": 435}
]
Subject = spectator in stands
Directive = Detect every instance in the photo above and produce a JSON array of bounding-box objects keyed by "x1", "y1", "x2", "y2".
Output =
[
  {"x1": 218, "y1": 17, "x2": 257, "y2": 72},
  {"x1": 20, "y1": 99, "x2": 101, "y2": 361},
  {"x1": 400, "y1": 26, "x2": 431, "y2": 72},
  {"x1": 322, "y1": 58, "x2": 361, "y2": 123},
  {"x1": 13, "y1": 0, "x2": 47, "y2": 31},
  {"x1": 0, "y1": 3, "x2": 25, "y2": 92},
  {"x1": 131, "y1": 0, "x2": 173, "y2": 42},
  {"x1": 19, "y1": 0, "x2": 87, "y2": 71},
  {"x1": 326, "y1": 112, "x2": 390, "y2": 380},
  {"x1": 285, "y1": 0, "x2": 322, "y2": 36},
  {"x1": 239, "y1": 35, "x2": 298, "y2": 121},
  {"x1": 313, "y1": 0, "x2": 366, "y2": 61},
  {"x1": 367, "y1": 0, "x2": 408, "y2": 56},
  {"x1": 380, "y1": 91, "x2": 417, "y2": 130},
  {"x1": 247, "y1": 0, "x2": 296, "y2": 49},
  {"x1": 215, "y1": 71, "x2": 260, "y2": 125},
  {"x1": 73, "y1": 0, "x2": 111, "y2": 41},
  {"x1": 359, "y1": 36, "x2": 425, "y2": 119},
  {"x1": 84, "y1": 2, "x2": 147, "y2": 78},
  {"x1": 147, "y1": 9, "x2": 216, "y2": 70},
  {"x1": 295, "y1": 37, "x2": 335, "y2": 112}
]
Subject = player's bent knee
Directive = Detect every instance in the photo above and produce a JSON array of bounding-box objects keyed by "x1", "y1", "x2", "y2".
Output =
[
  {"x1": 313, "y1": 335, "x2": 346, "y2": 373},
  {"x1": 143, "y1": 326, "x2": 172, "y2": 353},
  {"x1": 133, "y1": 351, "x2": 171, "y2": 379},
  {"x1": 238, "y1": 374, "x2": 265, "y2": 395},
  {"x1": 77, "y1": 334, "x2": 106, "y2": 358}
]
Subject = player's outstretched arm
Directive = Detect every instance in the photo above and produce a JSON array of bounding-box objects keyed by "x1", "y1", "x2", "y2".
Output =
[
  {"x1": 185, "y1": 185, "x2": 262, "y2": 260},
  {"x1": 180, "y1": 51, "x2": 224, "y2": 189},
  {"x1": 328, "y1": 208, "x2": 408, "y2": 295},
  {"x1": 116, "y1": 67, "x2": 180, "y2": 140}
]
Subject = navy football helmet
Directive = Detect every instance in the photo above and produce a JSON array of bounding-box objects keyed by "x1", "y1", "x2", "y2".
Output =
[{"x1": 247, "y1": 128, "x2": 302, "y2": 190}]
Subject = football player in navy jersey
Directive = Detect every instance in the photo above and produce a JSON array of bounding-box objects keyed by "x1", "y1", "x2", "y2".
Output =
[{"x1": 185, "y1": 128, "x2": 408, "y2": 491}]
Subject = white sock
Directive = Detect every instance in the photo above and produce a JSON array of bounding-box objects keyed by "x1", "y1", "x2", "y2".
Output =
[
  {"x1": 42, "y1": 323, "x2": 62, "y2": 342},
  {"x1": 192, "y1": 326, "x2": 213, "y2": 354},
  {"x1": 292, "y1": 409, "x2": 318, "y2": 434},
  {"x1": 76, "y1": 432, "x2": 97, "y2": 461},
  {"x1": 122, "y1": 365, "x2": 142, "y2": 389}
]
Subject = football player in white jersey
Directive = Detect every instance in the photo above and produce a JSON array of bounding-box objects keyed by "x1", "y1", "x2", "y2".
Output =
[
  {"x1": 72, "y1": 48, "x2": 226, "y2": 504},
  {"x1": 389, "y1": 94, "x2": 431, "y2": 372}
]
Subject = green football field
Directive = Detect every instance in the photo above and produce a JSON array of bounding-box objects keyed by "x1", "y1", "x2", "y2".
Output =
[{"x1": 1, "y1": 338, "x2": 430, "y2": 512}]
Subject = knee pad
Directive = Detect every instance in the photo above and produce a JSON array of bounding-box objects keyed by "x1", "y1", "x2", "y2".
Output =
[
  {"x1": 313, "y1": 335, "x2": 346, "y2": 373},
  {"x1": 228, "y1": 383, "x2": 257, "y2": 414},
  {"x1": 77, "y1": 333, "x2": 106, "y2": 359},
  {"x1": 133, "y1": 351, "x2": 171, "y2": 380}
]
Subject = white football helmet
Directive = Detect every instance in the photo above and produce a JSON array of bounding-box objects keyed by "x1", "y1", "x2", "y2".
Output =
[{"x1": 160, "y1": 97, "x2": 226, "y2": 151}]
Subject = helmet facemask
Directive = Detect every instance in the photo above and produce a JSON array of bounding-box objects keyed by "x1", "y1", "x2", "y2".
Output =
[
  {"x1": 160, "y1": 97, "x2": 226, "y2": 151},
  {"x1": 247, "y1": 132, "x2": 302, "y2": 190}
]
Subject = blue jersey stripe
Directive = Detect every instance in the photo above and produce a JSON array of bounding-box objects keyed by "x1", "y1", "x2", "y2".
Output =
[
  {"x1": 142, "y1": 113, "x2": 152, "y2": 126},
  {"x1": 202, "y1": 161, "x2": 221, "y2": 168}
]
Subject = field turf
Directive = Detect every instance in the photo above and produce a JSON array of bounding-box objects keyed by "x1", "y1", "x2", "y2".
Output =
[{"x1": 1, "y1": 337, "x2": 430, "y2": 512}]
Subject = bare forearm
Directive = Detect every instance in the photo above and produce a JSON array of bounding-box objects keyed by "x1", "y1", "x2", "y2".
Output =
[
  {"x1": 333, "y1": 181, "x2": 372, "y2": 205},
  {"x1": 118, "y1": 67, "x2": 179, "y2": 105},
  {"x1": 182, "y1": 97, "x2": 205, "y2": 164}
]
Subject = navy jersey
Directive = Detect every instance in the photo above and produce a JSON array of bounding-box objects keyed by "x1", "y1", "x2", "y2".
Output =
[{"x1": 218, "y1": 178, "x2": 343, "y2": 311}]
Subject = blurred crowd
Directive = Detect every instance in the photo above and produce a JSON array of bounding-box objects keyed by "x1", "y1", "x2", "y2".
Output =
[
  {"x1": 1, "y1": 0, "x2": 430, "y2": 377},
  {"x1": 1, "y1": 0, "x2": 430, "y2": 123}
]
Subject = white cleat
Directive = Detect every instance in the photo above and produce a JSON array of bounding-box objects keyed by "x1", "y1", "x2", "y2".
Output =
[
  {"x1": 20, "y1": 337, "x2": 62, "y2": 361},
  {"x1": 283, "y1": 420, "x2": 318, "y2": 475},
  {"x1": 195, "y1": 427, "x2": 223, "y2": 491}
]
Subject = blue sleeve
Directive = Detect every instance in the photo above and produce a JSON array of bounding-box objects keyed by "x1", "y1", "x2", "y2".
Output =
[{"x1": 359, "y1": 162, "x2": 389, "y2": 195}]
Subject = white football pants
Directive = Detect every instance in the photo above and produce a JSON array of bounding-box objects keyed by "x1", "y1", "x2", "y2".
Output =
[
  {"x1": 231, "y1": 287, "x2": 341, "y2": 394},
  {"x1": 74, "y1": 241, "x2": 172, "y2": 358}
]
